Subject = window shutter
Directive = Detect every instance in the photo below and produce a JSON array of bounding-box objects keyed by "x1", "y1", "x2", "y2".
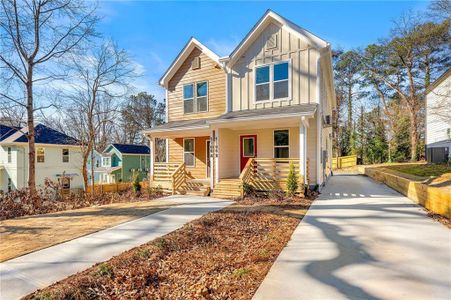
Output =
[{"x1": 192, "y1": 57, "x2": 201, "y2": 70}]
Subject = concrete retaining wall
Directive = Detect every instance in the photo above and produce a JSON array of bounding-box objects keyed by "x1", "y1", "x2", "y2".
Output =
[{"x1": 358, "y1": 166, "x2": 450, "y2": 219}]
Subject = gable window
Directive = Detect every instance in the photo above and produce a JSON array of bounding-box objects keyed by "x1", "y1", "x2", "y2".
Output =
[
  {"x1": 183, "y1": 138, "x2": 195, "y2": 167},
  {"x1": 37, "y1": 147, "x2": 45, "y2": 163},
  {"x1": 62, "y1": 149, "x2": 69, "y2": 163},
  {"x1": 7, "y1": 147, "x2": 12, "y2": 163},
  {"x1": 183, "y1": 81, "x2": 208, "y2": 114},
  {"x1": 274, "y1": 130, "x2": 289, "y2": 158},
  {"x1": 255, "y1": 61, "x2": 290, "y2": 102}
]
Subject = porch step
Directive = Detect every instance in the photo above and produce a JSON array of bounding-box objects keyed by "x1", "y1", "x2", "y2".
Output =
[
  {"x1": 182, "y1": 179, "x2": 211, "y2": 196},
  {"x1": 211, "y1": 179, "x2": 242, "y2": 199},
  {"x1": 185, "y1": 187, "x2": 211, "y2": 197}
]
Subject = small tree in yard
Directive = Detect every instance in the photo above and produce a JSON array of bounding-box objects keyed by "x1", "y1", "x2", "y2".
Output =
[
  {"x1": 132, "y1": 173, "x2": 141, "y2": 195},
  {"x1": 286, "y1": 163, "x2": 298, "y2": 197}
]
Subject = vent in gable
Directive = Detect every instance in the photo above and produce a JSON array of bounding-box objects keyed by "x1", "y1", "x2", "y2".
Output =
[
  {"x1": 192, "y1": 57, "x2": 201, "y2": 70},
  {"x1": 266, "y1": 33, "x2": 278, "y2": 50}
]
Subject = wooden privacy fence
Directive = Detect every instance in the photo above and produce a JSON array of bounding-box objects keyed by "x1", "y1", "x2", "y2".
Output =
[
  {"x1": 86, "y1": 181, "x2": 148, "y2": 193},
  {"x1": 240, "y1": 158, "x2": 305, "y2": 196},
  {"x1": 332, "y1": 155, "x2": 357, "y2": 169}
]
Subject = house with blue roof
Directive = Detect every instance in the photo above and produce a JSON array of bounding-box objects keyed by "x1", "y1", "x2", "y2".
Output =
[
  {"x1": 95, "y1": 143, "x2": 150, "y2": 184},
  {"x1": 0, "y1": 123, "x2": 84, "y2": 192}
]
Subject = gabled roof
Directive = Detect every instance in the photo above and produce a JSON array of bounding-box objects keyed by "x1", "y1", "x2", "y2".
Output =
[
  {"x1": 0, "y1": 123, "x2": 79, "y2": 145},
  {"x1": 159, "y1": 37, "x2": 221, "y2": 88},
  {"x1": 0, "y1": 124, "x2": 21, "y2": 142},
  {"x1": 227, "y1": 9, "x2": 329, "y2": 66},
  {"x1": 109, "y1": 143, "x2": 150, "y2": 155},
  {"x1": 426, "y1": 68, "x2": 451, "y2": 94}
]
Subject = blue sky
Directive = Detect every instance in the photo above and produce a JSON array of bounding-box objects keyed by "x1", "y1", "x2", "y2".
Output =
[{"x1": 97, "y1": 1, "x2": 430, "y2": 101}]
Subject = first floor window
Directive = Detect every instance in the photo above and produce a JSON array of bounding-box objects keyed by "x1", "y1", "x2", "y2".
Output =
[
  {"x1": 183, "y1": 138, "x2": 195, "y2": 167},
  {"x1": 7, "y1": 178, "x2": 12, "y2": 192},
  {"x1": 62, "y1": 148, "x2": 69, "y2": 163},
  {"x1": 7, "y1": 147, "x2": 12, "y2": 163},
  {"x1": 274, "y1": 130, "x2": 289, "y2": 158},
  {"x1": 37, "y1": 147, "x2": 45, "y2": 163}
]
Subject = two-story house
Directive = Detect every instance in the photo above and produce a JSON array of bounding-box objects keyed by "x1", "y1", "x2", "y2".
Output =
[
  {"x1": 0, "y1": 123, "x2": 84, "y2": 192},
  {"x1": 425, "y1": 68, "x2": 450, "y2": 163},
  {"x1": 143, "y1": 10, "x2": 336, "y2": 197},
  {"x1": 94, "y1": 143, "x2": 150, "y2": 184}
]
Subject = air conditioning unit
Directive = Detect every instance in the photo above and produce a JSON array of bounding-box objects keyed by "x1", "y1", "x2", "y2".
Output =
[{"x1": 192, "y1": 57, "x2": 200, "y2": 70}]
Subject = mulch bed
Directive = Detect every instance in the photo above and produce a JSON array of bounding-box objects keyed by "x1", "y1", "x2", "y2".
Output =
[{"x1": 25, "y1": 197, "x2": 313, "y2": 300}]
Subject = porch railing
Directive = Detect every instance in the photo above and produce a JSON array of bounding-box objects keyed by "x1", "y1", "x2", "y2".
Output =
[
  {"x1": 152, "y1": 162, "x2": 180, "y2": 181},
  {"x1": 239, "y1": 158, "x2": 304, "y2": 195}
]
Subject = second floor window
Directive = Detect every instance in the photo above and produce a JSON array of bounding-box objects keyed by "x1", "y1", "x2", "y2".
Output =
[
  {"x1": 183, "y1": 81, "x2": 208, "y2": 114},
  {"x1": 102, "y1": 157, "x2": 111, "y2": 167},
  {"x1": 62, "y1": 149, "x2": 69, "y2": 163},
  {"x1": 7, "y1": 147, "x2": 12, "y2": 163},
  {"x1": 37, "y1": 147, "x2": 45, "y2": 163},
  {"x1": 255, "y1": 61, "x2": 290, "y2": 102}
]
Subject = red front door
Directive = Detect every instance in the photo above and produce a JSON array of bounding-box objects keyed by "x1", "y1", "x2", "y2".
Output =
[{"x1": 240, "y1": 135, "x2": 257, "y2": 172}]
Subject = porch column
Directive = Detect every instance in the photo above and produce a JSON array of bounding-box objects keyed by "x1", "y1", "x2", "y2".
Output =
[
  {"x1": 149, "y1": 136, "x2": 155, "y2": 181},
  {"x1": 210, "y1": 129, "x2": 215, "y2": 187},
  {"x1": 299, "y1": 120, "x2": 307, "y2": 184},
  {"x1": 215, "y1": 129, "x2": 219, "y2": 184}
]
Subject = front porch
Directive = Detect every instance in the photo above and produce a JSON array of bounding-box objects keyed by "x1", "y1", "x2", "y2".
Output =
[{"x1": 146, "y1": 112, "x2": 317, "y2": 198}]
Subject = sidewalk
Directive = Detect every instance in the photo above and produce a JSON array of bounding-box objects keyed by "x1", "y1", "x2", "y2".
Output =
[{"x1": 0, "y1": 196, "x2": 232, "y2": 300}]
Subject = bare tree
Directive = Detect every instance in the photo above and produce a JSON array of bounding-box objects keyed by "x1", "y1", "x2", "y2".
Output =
[
  {"x1": 0, "y1": 0, "x2": 97, "y2": 194},
  {"x1": 65, "y1": 41, "x2": 135, "y2": 191}
]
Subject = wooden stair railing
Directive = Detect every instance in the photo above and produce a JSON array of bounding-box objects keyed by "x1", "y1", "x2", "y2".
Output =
[
  {"x1": 171, "y1": 163, "x2": 186, "y2": 195},
  {"x1": 239, "y1": 158, "x2": 255, "y2": 197}
]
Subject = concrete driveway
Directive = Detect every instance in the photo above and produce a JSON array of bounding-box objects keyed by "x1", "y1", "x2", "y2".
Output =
[
  {"x1": 254, "y1": 175, "x2": 451, "y2": 300},
  {"x1": 0, "y1": 196, "x2": 232, "y2": 300}
]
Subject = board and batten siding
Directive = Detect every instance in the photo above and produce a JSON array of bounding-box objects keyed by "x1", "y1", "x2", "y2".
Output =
[
  {"x1": 167, "y1": 47, "x2": 226, "y2": 122},
  {"x1": 231, "y1": 22, "x2": 319, "y2": 111}
]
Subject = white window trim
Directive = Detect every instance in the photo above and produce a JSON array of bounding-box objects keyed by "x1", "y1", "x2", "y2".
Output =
[
  {"x1": 62, "y1": 148, "x2": 70, "y2": 163},
  {"x1": 242, "y1": 137, "x2": 256, "y2": 158},
  {"x1": 183, "y1": 138, "x2": 196, "y2": 167},
  {"x1": 254, "y1": 59, "x2": 291, "y2": 104},
  {"x1": 273, "y1": 129, "x2": 290, "y2": 159},
  {"x1": 37, "y1": 147, "x2": 45, "y2": 163},
  {"x1": 183, "y1": 81, "x2": 209, "y2": 114}
]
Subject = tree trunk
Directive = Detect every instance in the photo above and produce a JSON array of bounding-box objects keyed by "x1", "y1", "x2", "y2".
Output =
[
  {"x1": 26, "y1": 66, "x2": 37, "y2": 196},
  {"x1": 409, "y1": 108, "x2": 418, "y2": 161},
  {"x1": 82, "y1": 148, "x2": 90, "y2": 192}
]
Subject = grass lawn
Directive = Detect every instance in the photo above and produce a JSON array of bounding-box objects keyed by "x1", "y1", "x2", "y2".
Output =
[
  {"x1": 384, "y1": 163, "x2": 451, "y2": 179},
  {"x1": 25, "y1": 198, "x2": 313, "y2": 300},
  {"x1": 0, "y1": 199, "x2": 174, "y2": 262}
]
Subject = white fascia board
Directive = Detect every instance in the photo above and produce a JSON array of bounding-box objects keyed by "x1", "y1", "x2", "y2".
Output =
[
  {"x1": 207, "y1": 110, "x2": 317, "y2": 125},
  {"x1": 159, "y1": 37, "x2": 222, "y2": 88}
]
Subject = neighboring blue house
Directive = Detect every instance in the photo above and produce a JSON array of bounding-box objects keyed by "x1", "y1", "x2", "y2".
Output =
[{"x1": 95, "y1": 143, "x2": 150, "y2": 183}]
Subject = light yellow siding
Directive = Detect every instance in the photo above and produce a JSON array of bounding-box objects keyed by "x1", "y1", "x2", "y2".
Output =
[
  {"x1": 231, "y1": 22, "x2": 319, "y2": 111},
  {"x1": 167, "y1": 48, "x2": 226, "y2": 122},
  {"x1": 218, "y1": 127, "x2": 300, "y2": 179},
  {"x1": 168, "y1": 136, "x2": 209, "y2": 179}
]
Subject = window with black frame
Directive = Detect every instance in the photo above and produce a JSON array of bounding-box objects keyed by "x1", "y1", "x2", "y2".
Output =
[{"x1": 274, "y1": 130, "x2": 289, "y2": 158}]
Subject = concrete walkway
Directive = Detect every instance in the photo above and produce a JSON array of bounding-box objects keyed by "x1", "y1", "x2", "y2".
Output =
[
  {"x1": 0, "y1": 196, "x2": 232, "y2": 300},
  {"x1": 254, "y1": 175, "x2": 451, "y2": 300}
]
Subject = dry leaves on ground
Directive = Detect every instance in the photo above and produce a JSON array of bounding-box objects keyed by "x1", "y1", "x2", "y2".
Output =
[{"x1": 26, "y1": 198, "x2": 313, "y2": 300}]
